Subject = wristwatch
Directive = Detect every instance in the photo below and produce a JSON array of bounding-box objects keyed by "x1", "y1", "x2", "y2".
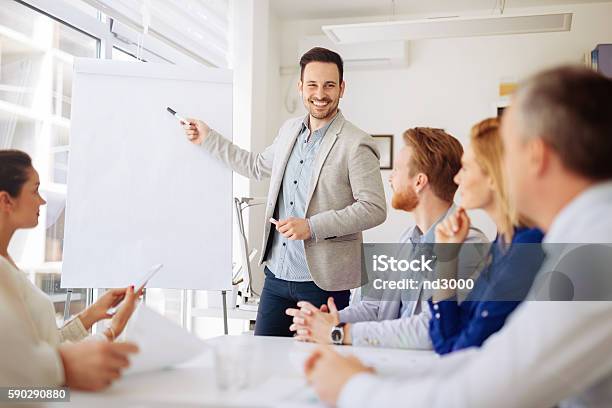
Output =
[{"x1": 330, "y1": 322, "x2": 346, "y2": 345}]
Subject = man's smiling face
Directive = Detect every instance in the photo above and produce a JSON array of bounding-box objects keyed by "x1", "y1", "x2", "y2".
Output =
[{"x1": 299, "y1": 61, "x2": 345, "y2": 121}]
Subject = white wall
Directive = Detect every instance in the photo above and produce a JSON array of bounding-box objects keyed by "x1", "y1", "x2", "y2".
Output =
[
  {"x1": 271, "y1": 2, "x2": 612, "y2": 242},
  {"x1": 226, "y1": 0, "x2": 281, "y2": 294}
]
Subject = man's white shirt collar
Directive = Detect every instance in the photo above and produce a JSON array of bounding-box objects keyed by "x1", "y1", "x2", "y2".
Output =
[{"x1": 544, "y1": 180, "x2": 612, "y2": 244}]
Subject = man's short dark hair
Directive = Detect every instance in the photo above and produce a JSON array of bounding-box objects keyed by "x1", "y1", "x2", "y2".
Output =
[
  {"x1": 515, "y1": 66, "x2": 612, "y2": 180},
  {"x1": 299, "y1": 47, "x2": 344, "y2": 83}
]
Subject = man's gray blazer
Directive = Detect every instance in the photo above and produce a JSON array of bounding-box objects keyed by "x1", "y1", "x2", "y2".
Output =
[{"x1": 200, "y1": 111, "x2": 387, "y2": 291}]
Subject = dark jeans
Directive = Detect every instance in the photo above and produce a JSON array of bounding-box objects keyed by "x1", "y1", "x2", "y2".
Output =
[{"x1": 254, "y1": 267, "x2": 351, "y2": 337}]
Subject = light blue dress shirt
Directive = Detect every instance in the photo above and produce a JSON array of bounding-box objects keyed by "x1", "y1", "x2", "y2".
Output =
[{"x1": 267, "y1": 114, "x2": 337, "y2": 282}]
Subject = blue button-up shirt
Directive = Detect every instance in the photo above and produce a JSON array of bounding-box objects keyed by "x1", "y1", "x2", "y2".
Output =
[
  {"x1": 267, "y1": 114, "x2": 337, "y2": 281},
  {"x1": 428, "y1": 227, "x2": 545, "y2": 355}
]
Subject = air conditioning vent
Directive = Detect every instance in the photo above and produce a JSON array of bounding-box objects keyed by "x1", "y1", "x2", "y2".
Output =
[{"x1": 299, "y1": 35, "x2": 409, "y2": 69}]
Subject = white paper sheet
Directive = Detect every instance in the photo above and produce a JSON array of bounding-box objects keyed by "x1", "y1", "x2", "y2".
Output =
[{"x1": 123, "y1": 303, "x2": 208, "y2": 375}]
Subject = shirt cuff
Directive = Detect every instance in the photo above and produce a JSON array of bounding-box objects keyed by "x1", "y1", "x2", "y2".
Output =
[
  {"x1": 200, "y1": 128, "x2": 220, "y2": 150},
  {"x1": 337, "y1": 372, "x2": 380, "y2": 408},
  {"x1": 348, "y1": 322, "x2": 376, "y2": 347},
  {"x1": 307, "y1": 218, "x2": 317, "y2": 241},
  {"x1": 428, "y1": 297, "x2": 462, "y2": 341},
  {"x1": 59, "y1": 316, "x2": 90, "y2": 343}
]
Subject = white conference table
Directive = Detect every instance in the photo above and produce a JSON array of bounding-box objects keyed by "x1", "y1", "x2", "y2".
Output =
[{"x1": 52, "y1": 335, "x2": 438, "y2": 407}]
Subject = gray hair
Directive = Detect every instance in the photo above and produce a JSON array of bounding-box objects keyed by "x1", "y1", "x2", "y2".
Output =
[{"x1": 513, "y1": 65, "x2": 612, "y2": 180}]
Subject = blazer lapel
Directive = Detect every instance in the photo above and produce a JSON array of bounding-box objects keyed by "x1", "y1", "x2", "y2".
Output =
[{"x1": 305, "y1": 112, "x2": 345, "y2": 207}]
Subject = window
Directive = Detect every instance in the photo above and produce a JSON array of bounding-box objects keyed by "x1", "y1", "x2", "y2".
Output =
[
  {"x1": 1, "y1": 0, "x2": 99, "y2": 324},
  {"x1": 112, "y1": 46, "x2": 137, "y2": 61},
  {"x1": 2, "y1": 0, "x2": 235, "y2": 336}
]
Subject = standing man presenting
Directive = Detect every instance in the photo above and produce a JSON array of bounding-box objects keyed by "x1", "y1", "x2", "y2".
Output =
[{"x1": 182, "y1": 47, "x2": 387, "y2": 336}]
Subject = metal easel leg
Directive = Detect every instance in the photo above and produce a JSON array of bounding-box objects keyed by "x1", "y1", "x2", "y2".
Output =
[
  {"x1": 222, "y1": 290, "x2": 228, "y2": 335},
  {"x1": 63, "y1": 289, "x2": 73, "y2": 322}
]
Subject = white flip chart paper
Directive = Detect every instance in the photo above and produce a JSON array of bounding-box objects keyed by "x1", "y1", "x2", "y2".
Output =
[{"x1": 62, "y1": 59, "x2": 233, "y2": 290}]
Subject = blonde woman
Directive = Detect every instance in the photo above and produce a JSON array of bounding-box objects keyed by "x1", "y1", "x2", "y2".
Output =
[
  {"x1": 429, "y1": 118, "x2": 545, "y2": 354},
  {"x1": 0, "y1": 149, "x2": 139, "y2": 389}
]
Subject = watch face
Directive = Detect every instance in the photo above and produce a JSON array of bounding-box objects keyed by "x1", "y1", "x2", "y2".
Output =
[{"x1": 331, "y1": 328, "x2": 342, "y2": 342}]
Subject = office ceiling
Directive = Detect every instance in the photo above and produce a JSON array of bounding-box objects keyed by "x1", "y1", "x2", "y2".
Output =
[{"x1": 270, "y1": 0, "x2": 612, "y2": 20}]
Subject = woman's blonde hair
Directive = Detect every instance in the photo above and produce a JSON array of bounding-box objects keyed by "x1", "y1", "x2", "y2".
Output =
[{"x1": 470, "y1": 117, "x2": 522, "y2": 242}]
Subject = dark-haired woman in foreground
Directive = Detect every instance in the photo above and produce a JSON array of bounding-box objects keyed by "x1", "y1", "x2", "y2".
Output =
[{"x1": 0, "y1": 149, "x2": 139, "y2": 389}]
